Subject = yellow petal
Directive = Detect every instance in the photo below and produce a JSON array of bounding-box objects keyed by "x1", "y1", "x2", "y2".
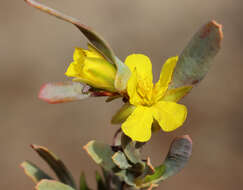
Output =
[
  {"x1": 152, "y1": 101, "x2": 187, "y2": 132},
  {"x1": 73, "y1": 48, "x2": 85, "y2": 61},
  {"x1": 121, "y1": 106, "x2": 153, "y2": 142},
  {"x1": 125, "y1": 54, "x2": 153, "y2": 105},
  {"x1": 111, "y1": 103, "x2": 136, "y2": 124},
  {"x1": 154, "y1": 56, "x2": 178, "y2": 100},
  {"x1": 66, "y1": 51, "x2": 116, "y2": 91},
  {"x1": 86, "y1": 43, "x2": 105, "y2": 58},
  {"x1": 126, "y1": 69, "x2": 143, "y2": 105},
  {"x1": 125, "y1": 54, "x2": 153, "y2": 86},
  {"x1": 162, "y1": 86, "x2": 193, "y2": 102},
  {"x1": 65, "y1": 61, "x2": 82, "y2": 78}
]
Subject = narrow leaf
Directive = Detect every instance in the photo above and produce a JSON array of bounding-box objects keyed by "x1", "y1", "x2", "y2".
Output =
[
  {"x1": 112, "y1": 151, "x2": 132, "y2": 169},
  {"x1": 36, "y1": 180, "x2": 75, "y2": 190},
  {"x1": 83, "y1": 141, "x2": 116, "y2": 171},
  {"x1": 80, "y1": 173, "x2": 91, "y2": 190},
  {"x1": 20, "y1": 161, "x2": 52, "y2": 183},
  {"x1": 95, "y1": 171, "x2": 107, "y2": 190},
  {"x1": 31, "y1": 145, "x2": 77, "y2": 189},
  {"x1": 24, "y1": 0, "x2": 115, "y2": 64},
  {"x1": 38, "y1": 82, "x2": 90, "y2": 104},
  {"x1": 24, "y1": 0, "x2": 131, "y2": 91},
  {"x1": 171, "y1": 20, "x2": 223, "y2": 88}
]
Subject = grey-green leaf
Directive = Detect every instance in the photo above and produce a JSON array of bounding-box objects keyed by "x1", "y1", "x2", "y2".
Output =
[
  {"x1": 21, "y1": 161, "x2": 52, "y2": 183},
  {"x1": 24, "y1": 0, "x2": 115, "y2": 64},
  {"x1": 138, "y1": 135, "x2": 192, "y2": 188},
  {"x1": 31, "y1": 145, "x2": 77, "y2": 189},
  {"x1": 115, "y1": 170, "x2": 136, "y2": 187},
  {"x1": 83, "y1": 141, "x2": 116, "y2": 171},
  {"x1": 112, "y1": 151, "x2": 132, "y2": 169},
  {"x1": 36, "y1": 180, "x2": 75, "y2": 190},
  {"x1": 121, "y1": 134, "x2": 144, "y2": 165},
  {"x1": 171, "y1": 20, "x2": 223, "y2": 88},
  {"x1": 162, "y1": 135, "x2": 192, "y2": 180},
  {"x1": 38, "y1": 82, "x2": 91, "y2": 104}
]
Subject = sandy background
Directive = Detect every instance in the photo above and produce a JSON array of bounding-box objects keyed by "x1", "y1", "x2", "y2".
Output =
[{"x1": 1, "y1": 0, "x2": 243, "y2": 189}]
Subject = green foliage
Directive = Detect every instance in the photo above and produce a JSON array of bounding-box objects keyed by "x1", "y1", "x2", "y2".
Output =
[
  {"x1": 95, "y1": 171, "x2": 107, "y2": 190},
  {"x1": 36, "y1": 180, "x2": 75, "y2": 190},
  {"x1": 171, "y1": 20, "x2": 223, "y2": 88},
  {"x1": 31, "y1": 144, "x2": 77, "y2": 189},
  {"x1": 79, "y1": 173, "x2": 91, "y2": 190},
  {"x1": 112, "y1": 151, "x2": 132, "y2": 170},
  {"x1": 136, "y1": 135, "x2": 192, "y2": 188},
  {"x1": 121, "y1": 134, "x2": 144, "y2": 165},
  {"x1": 21, "y1": 161, "x2": 52, "y2": 183},
  {"x1": 83, "y1": 141, "x2": 116, "y2": 171}
]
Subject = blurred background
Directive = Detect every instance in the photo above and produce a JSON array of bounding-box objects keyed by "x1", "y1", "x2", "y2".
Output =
[{"x1": 1, "y1": 0, "x2": 242, "y2": 189}]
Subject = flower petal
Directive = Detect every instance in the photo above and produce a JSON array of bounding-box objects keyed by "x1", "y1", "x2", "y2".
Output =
[
  {"x1": 124, "y1": 54, "x2": 153, "y2": 84},
  {"x1": 73, "y1": 48, "x2": 85, "y2": 61},
  {"x1": 86, "y1": 43, "x2": 105, "y2": 58},
  {"x1": 154, "y1": 56, "x2": 178, "y2": 100},
  {"x1": 125, "y1": 54, "x2": 153, "y2": 105},
  {"x1": 152, "y1": 101, "x2": 187, "y2": 132},
  {"x1": 121, "y1": 106, "x2": 153, "y2": 142},
  {"x1": 65, "y1": 61, "x2": 82, "y2": 78},
  {"x1": 126, "y1": 69, "x2": 143, "y2": 105},
  {"x1": 162, "y1": 86, "x2": 193, "y2": 102}
]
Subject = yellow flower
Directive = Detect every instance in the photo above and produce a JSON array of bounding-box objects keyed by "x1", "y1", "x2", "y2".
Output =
[
  {"x1": 120, "y1": 54, "x2": 192, "y2": 142},
  {"x1": 65, "y1": 44, "x2": 117, "y2": 92}
]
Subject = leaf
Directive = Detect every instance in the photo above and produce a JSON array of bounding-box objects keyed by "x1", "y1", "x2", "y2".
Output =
[
  {"x1": 80, "y1": 173, "x2": 91, "y2": 190},
  {"x1": 24, "y1": 0, "x2": 131, "y2": 91},
  {"x1": 36, "y1": 180, "x2": 75, "y2": 190},
  {"x1": 24, "y1": 0, "x2": 115, "y2": 64},
  {"x1": 95, "y1": 171, "x2": 107, "y2": 190},
  {"x1": 137, "y1": 135, "x2": 192, "y2": 188},
  {"x1": 171, "y1": 20, "x2": 223, "y2": 88},
  {"x1": 38, "y1": 82, "x2": 91, "y2": 104},
  {"x1": 20, "y1": 161, "x2": 52, "y2": 183},
  {"x1": 115, "y1": 170, "x2": 136, "y2": 187},
  {"x1": 161, "y1": 135, "x2": 192, "y2": 180},
  {"x1": 121, "y1": 134, "x2": 144, "y2": 165},
  {"x1": 112, "y1": 151, "x2": 132, "y2": 169},
  {"x1": 83, "y1": 141, "x2": 116, "y2": 171},
  {"x1": 31, "y1": 145, "x2": 77, "y2": 189}
]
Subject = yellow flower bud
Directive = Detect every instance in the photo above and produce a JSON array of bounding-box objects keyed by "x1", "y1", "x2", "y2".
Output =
[{"x1": 65, "y1": 45, "x2": 117, "y2": 92}]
